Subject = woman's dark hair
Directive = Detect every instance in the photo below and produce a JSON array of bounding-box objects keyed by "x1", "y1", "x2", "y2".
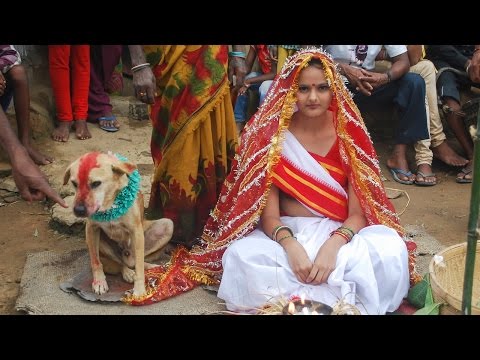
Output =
[{"x1": 307, "y1": 58, "x2": 323, "y2": 68}]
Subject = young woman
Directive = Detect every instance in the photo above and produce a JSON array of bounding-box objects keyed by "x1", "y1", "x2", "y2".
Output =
[{"x1": 125, "y1": 48, "x2": 419, "y2": 314}]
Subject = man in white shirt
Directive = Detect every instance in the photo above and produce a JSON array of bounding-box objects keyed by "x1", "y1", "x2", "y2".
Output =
[{"x1": 324, "y1": 45, "x2": 429, "y2": 185}]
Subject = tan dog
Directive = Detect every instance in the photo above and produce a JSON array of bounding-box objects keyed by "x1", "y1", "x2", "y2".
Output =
[{"x1": 64, "y1": 152, "x2": 173, "y2": 297}]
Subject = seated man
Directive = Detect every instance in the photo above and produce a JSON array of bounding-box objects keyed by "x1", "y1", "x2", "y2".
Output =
[
  {"x1": 376, "y1": 45, "x2": 468, "y2": 186},
  {"x1": 324, "y1": 45, "x2": 430, "y2": 185},
  {"x1": 426, "y1": 45, "x2": 480, "y2": 183}
]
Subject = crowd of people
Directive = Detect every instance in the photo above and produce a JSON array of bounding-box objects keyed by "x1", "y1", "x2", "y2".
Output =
[{"x1": 1, "y1": 45, "x2": 478, "y2": 314}]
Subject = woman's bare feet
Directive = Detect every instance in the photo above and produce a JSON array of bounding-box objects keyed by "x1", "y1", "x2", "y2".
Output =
[
  {"x1": 432, "y1": 141, "x2": 468, "y2": 167},
  {"x1": 74, "y1": 120, "x2": 92, "y2": 140},
  {"x1": 23, "y1": 144, "x2": 53, "y2": 165},
  {"x1": 51, "y1": 122, "x2": 71, "y2": 142}
]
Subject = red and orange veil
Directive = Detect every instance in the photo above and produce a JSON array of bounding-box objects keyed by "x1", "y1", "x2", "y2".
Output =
[{"x1": 125, "y1": 47, "x2": 419, "y2": 305}]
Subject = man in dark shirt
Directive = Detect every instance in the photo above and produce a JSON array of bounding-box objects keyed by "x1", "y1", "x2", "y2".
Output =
[{"x1": 427, "y1": 45, "x2": 480, "y2": 183}]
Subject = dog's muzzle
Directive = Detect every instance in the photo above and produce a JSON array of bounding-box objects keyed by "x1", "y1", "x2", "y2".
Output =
[{"x1": 73, "y1": 204, "x2": 88, "y2": 217}]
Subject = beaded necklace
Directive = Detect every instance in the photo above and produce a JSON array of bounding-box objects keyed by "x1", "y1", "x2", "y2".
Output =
[{"x1": 90, "y1": 154, "x2": 141, "y2": 222}]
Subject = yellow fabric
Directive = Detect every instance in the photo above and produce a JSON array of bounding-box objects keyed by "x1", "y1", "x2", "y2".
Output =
[
  {"x1": 277, "y1": 47, "x2": 299, "y2": 73},
  {"x1": 142, "y1": 45, "x2": 238, "y2": 245}
]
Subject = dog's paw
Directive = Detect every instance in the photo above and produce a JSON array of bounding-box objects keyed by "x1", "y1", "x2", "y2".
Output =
[
  {"x1": 121, "y1": 266, "x2": 136, "y2": 283},
  {"x1": 92, "y1": 278, "x2": 109, "y2": 295}
]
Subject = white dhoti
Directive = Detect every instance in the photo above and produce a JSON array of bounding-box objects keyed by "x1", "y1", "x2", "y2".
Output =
[{"x1": 217, "y1": 216, "x2": 409, "y2": 315}]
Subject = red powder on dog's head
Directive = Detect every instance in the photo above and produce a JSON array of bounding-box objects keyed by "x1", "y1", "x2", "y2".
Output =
[{"x1": 78, "y1": 152, "x2": 101, "y2": 199}]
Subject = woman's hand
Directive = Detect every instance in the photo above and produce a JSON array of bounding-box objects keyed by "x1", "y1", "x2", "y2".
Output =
[
  {"x1": 133, "y1": 67, "x2": 156, "y2": 104},
  {"x1": 306, "y1": 236, "x2": 344, "y2": 285},
  {"x1": 282, "y1": 238, "x2": 313, "y2": 283}
]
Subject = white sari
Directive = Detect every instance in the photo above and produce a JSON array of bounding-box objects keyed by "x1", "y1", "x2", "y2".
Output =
[{"x1": 217, "y1": 132, "x2": 410, "y2": 315}]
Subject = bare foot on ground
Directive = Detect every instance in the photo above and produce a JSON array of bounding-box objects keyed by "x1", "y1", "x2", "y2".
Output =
[
  {"x1": 51, "y1": 122, "x2": 71, "y2": 142},
  {"x1": 74, "y1": 120, "x2": 92, "y2": 140},
  {"x1": 23, "y1": 144, "x2": 53, "y2": 165},
  {"x1": 432, "y1": 141, "x2": 468, "y2": 167}
]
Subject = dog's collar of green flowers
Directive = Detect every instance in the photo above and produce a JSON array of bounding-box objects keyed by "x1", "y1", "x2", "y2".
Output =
[{"x1": 90, "y1": 154, "x2": 141, "y2": 222}]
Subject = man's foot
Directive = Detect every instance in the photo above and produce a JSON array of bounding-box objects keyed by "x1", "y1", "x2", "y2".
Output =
[
  {"x1": 415, "y1": 164, "x2": 437, "y2": 186},
  {"x1": 74, "y1": 120, "x2": 92, "y2": 140},
  {"x1": 51, "y1": 122, "x2": 71, "y2": 142},
  {"x1": 456, "y1": 160, "x2": 473, "y2": 183},
  {"x1": 432, "y1": 141, "x2": 468, "y2": 167},
  {"x1": 24, "y1": 144, "x2": 53, "y2": 165},
  {"x1": 386, "y1": 157, "x2": 415, "y2": 184}
]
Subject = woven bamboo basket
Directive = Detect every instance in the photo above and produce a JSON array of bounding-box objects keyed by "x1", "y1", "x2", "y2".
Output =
[{"x1": 429, "y1": 241, "x2": 480, "y2": 315}]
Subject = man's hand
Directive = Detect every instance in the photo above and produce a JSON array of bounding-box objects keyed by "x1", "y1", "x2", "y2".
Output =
[
  {"x1": 342, "y1": 65, "x2": 375, "y2": 96},
  {"x1": 11, "y1": 149, "x2": 67, "y2": 207},
  {"x1": 358, "y1": 69, "x2": 389, "y2": 94},
  {"x1": 228, "y1": 56, "x2": 247, "y2": 90}
]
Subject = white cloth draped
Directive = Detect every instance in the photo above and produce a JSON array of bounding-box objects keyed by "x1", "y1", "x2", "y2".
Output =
[{"x1": 217, "y1": 133, "x2": 410, "y2": 315}]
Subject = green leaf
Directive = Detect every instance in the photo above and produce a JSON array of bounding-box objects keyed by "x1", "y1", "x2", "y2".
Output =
[
  {"x1": 413, "y1": 302, "x2": 441, "y2": 315},
  {"x1": 425, "y1": 274, "x2": 435, "y2": 305},
  {"x1": 412, "y1": 273, "x2": 443, "y2": 315},
  {"x1": 407, "y1": 273, "x2": 429, "y2": 308}
]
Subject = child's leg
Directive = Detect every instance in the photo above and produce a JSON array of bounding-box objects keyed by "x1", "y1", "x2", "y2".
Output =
[
  {"x1": 7, "y1": 65, "x2": 52, "y2": 164},
  {"x1": 49, "y1": 45, "x2": 73, "y2": 142},
  {"x1": 71, "y1": 45, "x2": 91, "y2": 140}
]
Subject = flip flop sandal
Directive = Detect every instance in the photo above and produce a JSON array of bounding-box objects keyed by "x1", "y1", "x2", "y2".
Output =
[
  {"x1": 414, "y1": 171, "x2": 437, "y2": 186},
  {"x1": 387, "y1": 167, "x2": 415, "y2": 185},
  {"x1": 456, "y1": 167, "x2": 473, "y2": 183},
  {"x1": 98, "y1": 116, "x2": 119, "y2": 132}
]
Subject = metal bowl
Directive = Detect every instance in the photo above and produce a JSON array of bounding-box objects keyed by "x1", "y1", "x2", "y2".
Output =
[{"x1": 282, "y1": 299, "x2": 333, "y2": 315}]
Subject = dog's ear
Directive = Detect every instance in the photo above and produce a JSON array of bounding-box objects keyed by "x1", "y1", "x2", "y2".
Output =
[
  {"x1": 63, "y1": 165, "x2": 72, "y2": 186},
  {"x1": 112, "y1": 162, "x2": 137, "y2": 176}
]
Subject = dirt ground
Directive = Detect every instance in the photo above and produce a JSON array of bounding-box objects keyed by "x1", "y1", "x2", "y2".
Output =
[{"x1": 0, "y1": 117, "x2": 474, "y2": 315}]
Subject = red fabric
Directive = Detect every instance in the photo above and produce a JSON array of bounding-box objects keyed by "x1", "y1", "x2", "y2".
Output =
[
  {"x1": 48, "y1": 45, "x2": 90, "y2": 121},
  {"x1": 255, "y1": 45, "x2": 274, "y2": 74},
  {"x1": 272, "y1": 150, "x2": 348, "y2": 222},
  {"x1": 308, "y1": 140, "x2": 348, "y2": 189},
  {"x1": 125, "y1": 48, "x2": 420, "y2": 306}
]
